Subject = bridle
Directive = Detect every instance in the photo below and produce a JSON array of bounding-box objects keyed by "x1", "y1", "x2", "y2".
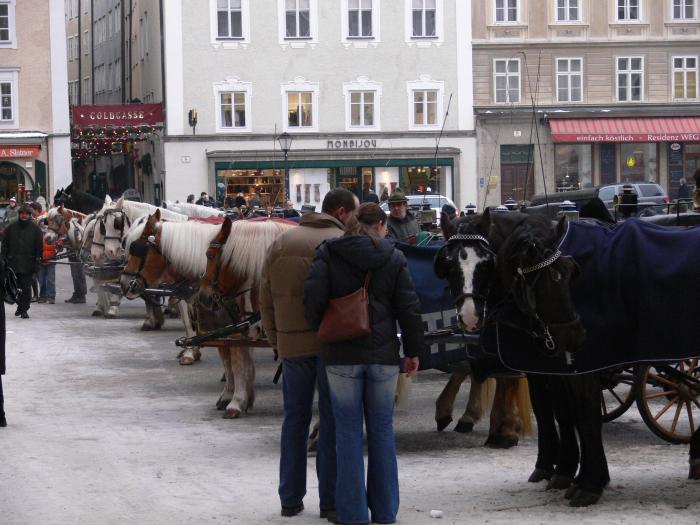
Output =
[
  {"x1": 122, "y1": 232, "x2": 162, "y2": 295},
  {"x1": 442, "y1": 233, "x2": 495, "y2": 309},
  {"x1": 92, "y1": 208, "x2": 131, "y2": 249},
  {"x1": 199, "y1": 238, "x2": 252, "y2": 323}
]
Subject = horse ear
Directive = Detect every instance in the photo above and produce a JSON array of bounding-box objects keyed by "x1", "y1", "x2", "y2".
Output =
[
  {"x1": 556, "y1": 215, "x2": 568, "y2": 239},
  {"x1": 105, "y1": 195, "x2": 113, "y2": 204},
  {"x1": 433, "y1": 245, "x2": 452, "y2": 279},
  {"x1": 154, "y1": 209, "x2": 161, "y2": 221},
  {"x1": 114, "y1": 196, "x2": 123, "y2": 210},
  {"x1": 440, "y1": 212, "x2": 455, "y2": 239},
  {"x1": 221, "y1": 216, "x2": 232, "y2": 237},
  {"x1": 475, "y1": 207, "x2": 491, "y2": 236},
  {"x1": 58, "y1": 203, "x2": 64, "y2": 212}
]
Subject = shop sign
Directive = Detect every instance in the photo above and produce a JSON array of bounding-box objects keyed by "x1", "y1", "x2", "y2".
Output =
[
  {"x1": 670, "y1": 142, "x2": 681, "y2": 151},
  {"x1": 327, "y1": 138, "x2": 377, "y2": 150},
  {"x1": 0, "y1": 145, "x2": 39, "y2": 158},
  {"x1": 71, "y1": 103, "x2": 164, "y2": 127},
  {"x1": 553, "y1": 132, "x2": 700, "y2": 143},
  {"x1": 626, "y1": 156, "x2": 636, "y2": 168}
]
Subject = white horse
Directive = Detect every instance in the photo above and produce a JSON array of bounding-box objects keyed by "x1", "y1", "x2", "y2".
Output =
[{"x1": 121, "y1": 212, "x2": 221, "y2": 364}]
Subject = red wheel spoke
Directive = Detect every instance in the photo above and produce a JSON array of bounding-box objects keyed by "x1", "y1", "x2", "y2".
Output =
[
  {"x1": 645, "y1": 390, "x2": 679, "y2": 400},
  {"x1": 653, "y1": 395, "x2": 679, "y2": 421},
  {"x1": 687, "y1": 402, "x2": 696, "y2": 433},
  {"x1": 671, "y1": 400, "x2": 683, "y2": 433},
  {"x1": 647, "y1": 373, "x2": 678, "y2": 389}
]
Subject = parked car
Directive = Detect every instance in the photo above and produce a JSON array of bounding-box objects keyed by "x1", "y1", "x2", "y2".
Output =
[
  {"x1": 596, "y1": 183, "x2": 669, "y2": 210},
  {"x1": 380, "y1": 194, "x2": 456, "y2": 228}
]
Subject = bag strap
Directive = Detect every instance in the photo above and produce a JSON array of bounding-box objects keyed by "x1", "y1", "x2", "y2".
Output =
[{"x1": 362, "y1": 271, "x2": 372, "y2": 290}]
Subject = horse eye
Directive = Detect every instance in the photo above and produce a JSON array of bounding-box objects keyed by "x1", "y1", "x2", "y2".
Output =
[
  {"x1": 459, "y1": 248, "x2": 467, "y2": 260},
  {"x1": 206, "y1": 252, "x2": 214, "y2": 260}
]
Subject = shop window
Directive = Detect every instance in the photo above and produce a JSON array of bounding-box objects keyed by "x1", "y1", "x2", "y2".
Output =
[
  {"x1": 673, "y1": 56, "x2": 697, "y2": 100},
  {"x1": 494, "y1": 59, "x2": 520, "y2": 103},
  {"x1": 673, "y1": 0, "x2": 695, "y2": 20},
  {"x1": 617, "y1": 0, "x2": 639, "y2": 20},
  {"x1": 620, "y1": 143, "x2": 657, "y2": 183},
  {"x1": 495, "y1": 0, "x2": 518, "y2": 23},
  {"x1": 556, "y1": 58, "x2": 582, "y2": 102},
  {"x1": 217, "y1": 169, "x2": 285, "y2": 208},
  {"x1": 402, "y1": 166, "x2": 445, "y2": 195},
  {"x1": 555, "y1": 144, "x2": 592, "y2": 191},
  {"x1": 555, "y1": 0, "x2": 579, "y2": 22},
  {"x1": 617, "y1": 57, "x2": 643, "y2": 102}
]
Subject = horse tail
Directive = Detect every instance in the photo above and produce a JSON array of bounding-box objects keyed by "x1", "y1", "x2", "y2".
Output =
[
  {"x1": 515, "y1": 377, "x2": 533, "y2": 436},
  {"x1": 481, "y1": 377, "x2": 495, "y2": 413},
  {"x1": 394, "y1": 373, "x2": 412, "y2": 407}
]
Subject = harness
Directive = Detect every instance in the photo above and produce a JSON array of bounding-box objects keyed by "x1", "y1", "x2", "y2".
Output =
[
  {"x1": 200, "y1": 239, "x2": 254, "y2": 322},
  {"x1": 445, "y1": 233, "x2": 495, "y2": 308}
]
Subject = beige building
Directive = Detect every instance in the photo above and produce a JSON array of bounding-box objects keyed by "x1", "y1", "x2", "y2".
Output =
[
  {"x1": 0, "y1": 0, "x2": 71, "y2": 204},
  {"x1": 472, "y1": 0, "x2": 700, "y2": 207}
]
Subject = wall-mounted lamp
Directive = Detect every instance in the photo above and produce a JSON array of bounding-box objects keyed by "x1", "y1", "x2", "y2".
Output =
[{"x1": 188, "y1": 109, "x2": 198, "y2": 135}]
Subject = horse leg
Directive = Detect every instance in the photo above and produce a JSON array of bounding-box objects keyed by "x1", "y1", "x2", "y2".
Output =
[
  {"x1": 224, "y1": 346, "x2": 255, "y2": 419},
  {"x1": 435, "y1": 363, "x2": 469, "y2": 431},
  {"x1": 92, "y1": 285, "x2": 107, "y2": 317},
  {"x1": 566, "y1": 374, "x2": 608, "y2": 507},
  {"x1": 485, "y1": 378, "x2": 519, "y2": 449},
  {"x1": 455, "y1": 375, "x2": 487, "y2": 433},
  {"x1": 177, "y1": 300, "x2": 201, "y2": 366},
  {"x1": 526, "y1": 374, "x2": 558, "y2": 482},
  {"x1": 104, "y1": 291, "x2": 120, "y2": 319},
  {"x1": 142, "y1": 301, "x2": 158, "y2": 331},
  {"x1": 690, "y1": 427, "x2": 700, "y2": 480},
  {"x1": 547, "y1": 376, "x2": 579, "y2": 491},
  {"x1": 216, "y1": 346, "x2": 234, "y2": 411}
]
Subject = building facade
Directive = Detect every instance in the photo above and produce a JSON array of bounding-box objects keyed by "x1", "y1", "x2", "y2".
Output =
[
  {"x1": 472, "y1": 0, "x2": 700, "y2": 207},
  {"x1": 161, "y1": 0, "x2": 477, "y2": 209},
  {"x1": 0, "y1": 0, "x2": 71, "y2": 203}
]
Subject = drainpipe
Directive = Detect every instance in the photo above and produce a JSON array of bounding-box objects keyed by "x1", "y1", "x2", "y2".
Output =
[
  {"x1": 128, "y1": 0, "x2": 133, "y2": 101},
  {"x1": 121, "y1": 0, "x2": 125, "y2": 103},
  {"x1": 158, "y1": 0, "x2": 166, "y2": 201},
  {"x1": 77, "y1": 0, "x2": 82, "y2": 103},
  {"x1": 90, "y1": 0, "x2": 95, "y2": 99}
]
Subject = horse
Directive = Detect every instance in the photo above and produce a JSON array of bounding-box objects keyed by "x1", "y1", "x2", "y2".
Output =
[
  {"x1": 163, "y1": 201, "x2": 226, "y2": 219},
  {"x1": 436, "y1": 208, "x2": 608, "y2": 507},
  {"x1": 121, "y1": 210, "x2": 222, "y2": 365},
  {"x1": 197, "y1": 216, "x2": 296, "y2": 418},
  {"x1": 53, "y1": 185, "x2": 105, "y2": 214}
]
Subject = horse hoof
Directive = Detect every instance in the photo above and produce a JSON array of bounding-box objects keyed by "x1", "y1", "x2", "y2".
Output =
[
  {"x1": 454, "y1": 421, "x2": 474, "y2": 434},
  {"x1": 223, "y1": 408, "x2": 241, "y2": 419},
  {"x1": 179, "y1": 356, "x2": 195, "y2": 365},
  {"x1": 546, "y1": 474, "x2": 574, "y2": 491},
  {"x1": 564, "y1": 484, "x2": 579, "y2": 500},
  {"x1": 141, "y1": 324, "x2": 154, "y2": 331},
  {"x1": 569, "y1": 489, "x2": 602, "y2": 507},
  {"x1": 91, "y1": 310, "x2": 103, "y2": 317},
  {"x1": 104, "y1": 313, "x2": 116, "y2": 320},
  {"x1": 215, "y1": 398, "x2": 230, "y2": 411},
  {"x1": 528, "y1": 468, "x2": 553, "y2": 483},
  {"x1": 436, "y1": 416, "x2": 453, "y2": 432},
  {"x1": 485, "y1": 434, "x2": 518, "y2": 449}
]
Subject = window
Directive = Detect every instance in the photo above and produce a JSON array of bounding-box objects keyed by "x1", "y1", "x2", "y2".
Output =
[
  {"x1": 139, "y1": 13, "x2": 149, "y2": 59},
  {"x1": 673, "y1": 0, "x2": 695, "y2": 19},
  {"x1": 68, "y1": 81, "x2": 79, "y2": 106},
  {"x1": 620, "y1": 143, "x2": 658, "y2": 182},
  {"x1": 214, "y1": 77, "x2": 252, "y2": 132},
  {"x1": 412, "y1": 0, "x2": 436, "y2": 37},
  {"x1": 82, "y1": 77, "x2": 91, "y2": 104},
  {"x1": 0, "y1": 0, "x2": 15, "y2": 46},
  {"x1": 348, "y1": 0, "x2": 372, "y2": 37},
  {"x1": 115, "y1": 58, "x2": 121, "y2": 90},
  {"x1": 556, "y1": 0, "x2": 579, "y2": 21},
  {"x1": 556, "y1": 58, "x2": 582, "y2": 102},
  {"x1": 281, "y1": 77, "x2": 318, "y2": 131},
  {"x1": 617, "y1": 57, "x2": 643, "y2": 101},
  {"x1": 0, "y1": 69, "x2": 18, "y2": 126},
  {"x1": 555, "y1": 144, "x2": 592, "y2": 191},
  {"x1": 217, "y1": 0, "x2": 243, "y2": 38},
  {"x1": 495, "y1": 0, "x2": 518, "y2": 23},
  {"x1": 494, "y1": 58, "x2": 521, "y2": 103},
  {"x1": 83, "y1": 30, "x2": 89, "y2": 54},
  {"x1": 406, "y1": 76, "x2": 444, "y2": 130},
  {"x1": 285, "y1": 0, "x2": 310, "y2": 38},
  {"x1": 220, "y1": 92, "x2": 246, "y2": 128},
  {"x1": 343, "y1": 77, "x2": 381, "y2": 131},
  {"x1": 673, "y1": 56, "x2": 697, "y2": 99},
  {"x1": 107, "y1": 63, "x2": 113, "y2": 92},
  {"x1": 617, "y1": 0, "x2": 639, "y2": 20}
]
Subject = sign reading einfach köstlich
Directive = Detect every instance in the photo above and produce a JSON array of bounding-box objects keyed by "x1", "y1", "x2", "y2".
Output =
[{"x1": 71, "y1": 103, "x2": 164, "y2": 127}]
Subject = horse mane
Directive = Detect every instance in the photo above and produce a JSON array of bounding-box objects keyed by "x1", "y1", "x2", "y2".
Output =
[
  {"x1": 158, "y1": 221, "x2": 221, "y2": 278},
  {"x1": 122, "y1": 216, "x2": 149, "y2": 252},
  {"x1": 164, "y1": 201, "x2": 225, "y2": 218},
  {"x1": 120, "y1": 200, "x2": 189, "y2": 223},
  {"x1": 221, "y1": 220, "x2": 296, "y2": 281},
  {"x1": 48, "y1": 206, "x2": 86, "y2": 222}
]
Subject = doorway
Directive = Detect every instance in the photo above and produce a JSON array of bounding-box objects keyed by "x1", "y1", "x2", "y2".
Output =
[{"x1": 500, "y1": 145, "x2": 534, "y2": 203}]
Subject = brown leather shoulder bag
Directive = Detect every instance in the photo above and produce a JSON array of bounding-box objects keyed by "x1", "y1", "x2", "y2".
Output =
[{"x1": 318, "y1": 272, "x2": 372, "y2": 343}]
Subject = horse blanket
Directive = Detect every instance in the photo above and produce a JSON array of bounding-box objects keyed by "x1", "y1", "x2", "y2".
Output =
[{"x1": 496, "y1": 219, "x2": 700, "y2": 374}]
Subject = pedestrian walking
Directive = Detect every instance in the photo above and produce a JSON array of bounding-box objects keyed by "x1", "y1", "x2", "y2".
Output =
[
  {"x1": 260, "y1": 188, "x2": 359, "y2": 520},
  {"x1": 678, "y1": 177, "x2": 691, "y2": 200},
  {"x1": 4, "y1": 196, "x2": 18, "y2": 224},
  {"x1": 2, "y1": 203, "x2": 42, "y2": 319},
  {"x1": 37, "y1": 219, "x2": 57, "y2": 304},
  {"x1": 304, "y1": 202, "x2": 423, "y2": 525}
]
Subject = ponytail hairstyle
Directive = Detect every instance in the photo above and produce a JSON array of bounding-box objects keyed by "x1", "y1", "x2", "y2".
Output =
[{"x1": 344, "y1": 202, "x2": 387, "y2": 247}]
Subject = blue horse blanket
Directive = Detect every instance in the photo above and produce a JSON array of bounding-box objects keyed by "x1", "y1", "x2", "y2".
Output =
[{"x1": 497, "y1": 219, "x2": 700, "y2": 374}]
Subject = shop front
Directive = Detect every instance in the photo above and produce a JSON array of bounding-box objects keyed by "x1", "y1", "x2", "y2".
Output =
[
  {"x1": 549, "y1": 116, "x2": 700, "y2": 199},
  {"x1": 0, "y1": 142, "x2": 47, "y2": 203},
  {"x1": 211, "y1": 152, "x2": 456, "y2": 211}
]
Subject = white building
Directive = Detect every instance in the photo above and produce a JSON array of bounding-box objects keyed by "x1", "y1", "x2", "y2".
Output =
[{"x1": 160, "y1": 0, "x2": 476, "y2": 209}]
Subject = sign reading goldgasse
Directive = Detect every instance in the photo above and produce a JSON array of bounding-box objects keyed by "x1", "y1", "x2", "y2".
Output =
[{"x1": 72, "y1": 103, "x2": 164, "y2": 127}]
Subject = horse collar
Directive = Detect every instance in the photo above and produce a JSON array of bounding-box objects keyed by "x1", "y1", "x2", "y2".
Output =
[{"x1": 518, "y1": 249, "x2": 562, "y2": 275}]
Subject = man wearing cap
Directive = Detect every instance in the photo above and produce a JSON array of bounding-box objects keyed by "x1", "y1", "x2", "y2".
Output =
[
  {"x1": 2, "y1": 203, "x2": 42, "y2": 318},
  {"x1": 4, "y1": 197, "x2": 18, "y2": 224},
  {"x1": 386, "y1": 190, "x2": 420, "y2": 244}
]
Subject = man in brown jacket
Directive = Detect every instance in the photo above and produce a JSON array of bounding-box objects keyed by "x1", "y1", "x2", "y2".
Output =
[{"x1": 261, "y1": 188, "x2": 358, "y2": 519}]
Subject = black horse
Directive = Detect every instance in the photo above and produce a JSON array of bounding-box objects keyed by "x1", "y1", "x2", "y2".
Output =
[
  {"x1": 436, "y1": 209, "x2": 609, "y2": 507},
  {"x1": 53, "y1": 185, "x2": 104, "y2": 214}
]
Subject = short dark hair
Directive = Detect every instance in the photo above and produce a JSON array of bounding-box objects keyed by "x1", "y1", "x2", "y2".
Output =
[
  {"x1": 200, "y1": 192, "x2": 207, "y2": 196},
  {"x1": 322, "y1": 188, "x2": 357, "y2": 215}
]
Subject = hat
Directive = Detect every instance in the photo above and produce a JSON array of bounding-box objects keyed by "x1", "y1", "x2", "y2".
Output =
[
  {"x1": 387, "y1": 190, "x2": 408, "y2": 204},
  {"x1": 9, "y1": 196, "x2": 16, "y2": 203},
  {"x1": 18, "y1": 203, "x2": 32, "y2": 214}
]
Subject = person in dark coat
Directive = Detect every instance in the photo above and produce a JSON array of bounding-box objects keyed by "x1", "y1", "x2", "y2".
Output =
[
  {"x1": 678, "y1": 178, "x2": 691, "y2": 200},
  {"x1": 2, "y1": 203, "x2": 42, "y2": 318},
  {"x1": 386, "y1": 190, "x2": 420, "y2": 244},
  {"x1": 304, "y1": 202, "x2": 423, "y2": 525},
  {"x1": 0, "y1": 255, "x2": 6, "y2": 427}
]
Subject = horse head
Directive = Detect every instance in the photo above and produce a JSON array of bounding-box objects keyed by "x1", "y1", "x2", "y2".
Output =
[
  {"x1": 120, "y1": 210, "x2": 165, "y2": 298},
  {"x1": 434, "y1": 208, "x2": 495, "y2": 332}
]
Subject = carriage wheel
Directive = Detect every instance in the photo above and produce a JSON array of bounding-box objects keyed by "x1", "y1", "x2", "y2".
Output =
[
  {"x1": 635, "y1": 360, "x2": 700, "y2": 444},
  {"x1": 600, "y1": 367, "x2": 636, "y2": 423}
]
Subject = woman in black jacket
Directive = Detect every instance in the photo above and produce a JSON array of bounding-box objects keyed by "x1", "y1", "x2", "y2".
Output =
[
  {"x1": 304, "y1": 203, "x2": 423, "y2": 525},
  {"x1": 0, "y1": 255, "x2": 7, "y2": 427}
]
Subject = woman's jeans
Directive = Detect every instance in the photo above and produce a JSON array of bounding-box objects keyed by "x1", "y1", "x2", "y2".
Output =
[
  {"x1": 326, "y1": 364, "x2": 399, "y2": 525},
  {"x1": 38, "y1": 264, "x2": 56, "y2": 300}
]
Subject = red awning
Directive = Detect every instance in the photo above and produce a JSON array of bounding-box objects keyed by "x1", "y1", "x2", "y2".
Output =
[
  {"x1": 71, "y1": 103, "x2": 164, "y2": 127},
  {"x1": 549, "y1": 117, "x2": 700, "y2": 143}
]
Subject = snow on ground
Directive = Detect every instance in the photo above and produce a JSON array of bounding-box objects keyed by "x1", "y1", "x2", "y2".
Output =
[{"x1": 0, "y1": 266, "x2": 697, "y2": 524}]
